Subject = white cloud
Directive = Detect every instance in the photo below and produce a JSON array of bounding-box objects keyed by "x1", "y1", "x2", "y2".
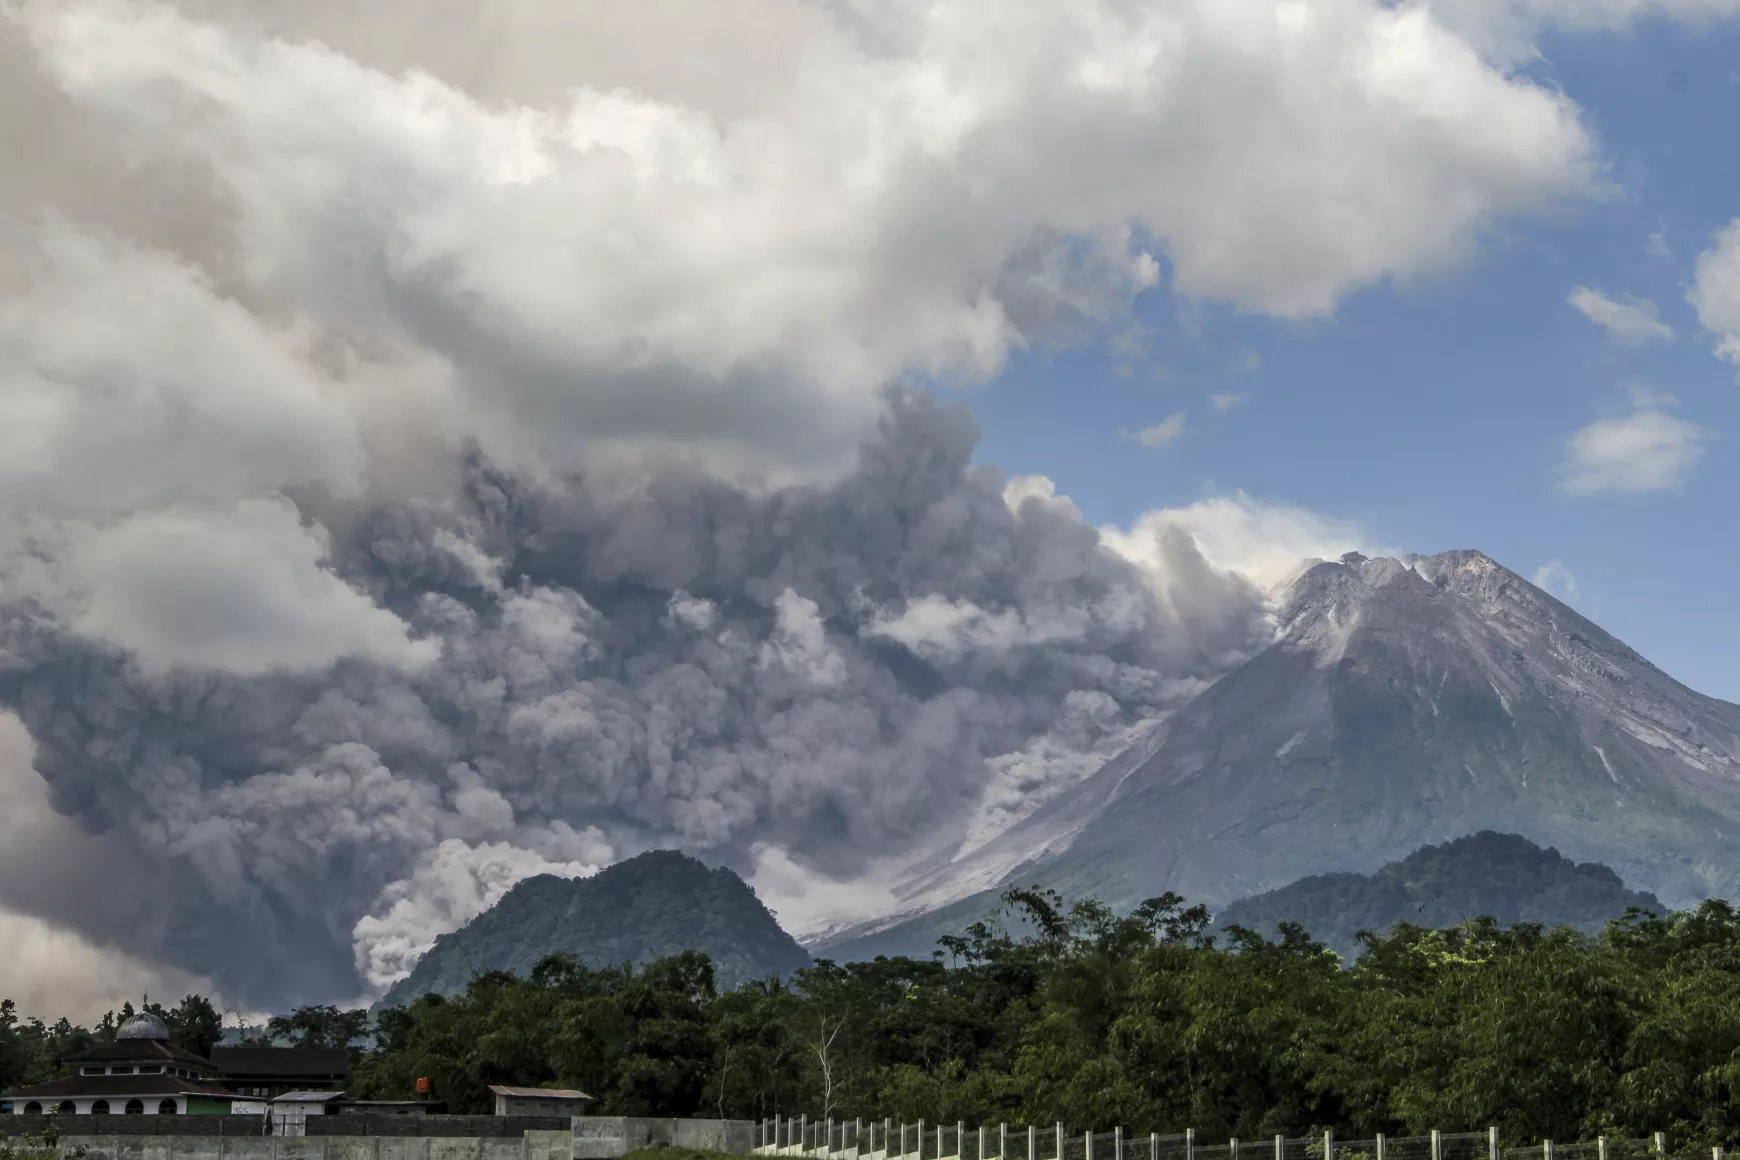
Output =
[
  {"x1": 60, "y1": 499, "x2": 439, "y2": 676},
  {"x1": 1210, "y1": 391, "x2": 1249, "y2": 413},
  {"x1": 1532, "y1": 560, "x2": 1581, "y2": 603},
  {"x1": 1104, "y1": 491, "x2": 1380, "y2": 595},
  {"x1": 1133, "y1": 411, "x2": 1188, "y2": 447},
  {"x1": 1560, "y1": 397, "x2": 1712, "y2": 495},
  {"x1": 1691, "y1": 219, "x2": 1740, "y2": 365},
  {"x1": 1568, "y1": 286, "x2": 1675, "y2": 344},
  {"x1": 1227, "y1": 349, "x2": 1264, "y2": 376},
  {"x1": 3, "y1": 0, "x2": 1602, "y2": 480},
  {"x1": 352, "y1": 832, "x2": 610, "y2": 989},
  {"x1": 748, "y1": 843, "x2": 898, "y2": 939},
  {"x1": 1428, "y1": 0, "x2": 1740, "y2": 62}
]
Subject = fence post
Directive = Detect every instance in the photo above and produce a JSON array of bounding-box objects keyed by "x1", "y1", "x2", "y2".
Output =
[
  {"x1": 1188, "y1": 1129, "x2": 1196, "y2": 1160},
  {"x1": 982, "y1": 1127, "x2": 987, "y2": 1160},
  {"x1": 1117, "y1": 1127, "x2": 1124, "y2": 1160},
  {"x1": 1030, "y1": 1126, "x2": 1037, "y2": 1160},
  {"x1": 1087, "y1": 1132, "x2": 1094, "y2": 1160},
  {"x1": 1003, "y1": 1126, "x2": 1009, "y2": 1160},
  {"x1": 1152, "y1": 1135, "x2": 1159, "y2": 1160},
  {"x1": 1656, "y1": 1137, "x2": 1667, "y2": 1160},
  {"x1": 1544, "y1": 1141, "x2": 1554, "y2": 1160},
  {"x1": 1325, "y1": 1130, "x2": 1334, "y2": 1160},
  {"x1": 1490, "y1": 1130, "x2": 1499, "y2": 1160},
  {"x1": 1057, "y1": 1124, "x2": 1065, "y2": 1160},
  {"x1": 1598, "y1": 1140, "x2": 1606, "y2": 1160},
  {"x1": 1432, "y1": 1131, "x2": 1441, "y2": 1160},
  {"x1": 1376, "y1": 1137, "x2": 1385, "y2": 1160},
  {"x1": 920, "y1": 1121, "x2": 926, "y2": 1160},
  {"x1": 1232, "y1": 1140, "x2": 1240, "y2": 1160},
  {"x1": 1275, "y1": 1135, "x2": 1283, "y2": 1160}
]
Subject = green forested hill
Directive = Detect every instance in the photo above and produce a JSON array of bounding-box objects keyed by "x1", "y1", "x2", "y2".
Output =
[
  {"x1": 377, "y1": 850, "x2": 811, "y2": 1007},
  {"x1": 1214, "y1": 830, "x2": 1663, "y2": 957}
]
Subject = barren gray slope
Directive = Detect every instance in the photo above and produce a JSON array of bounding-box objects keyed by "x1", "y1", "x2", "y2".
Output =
[
  {"x1": 819, "y1": 549, "x2": 1740, "y2": 962},
  {"x1": 1019, "y1": 549, "x2": 1740, "y2": 912}
]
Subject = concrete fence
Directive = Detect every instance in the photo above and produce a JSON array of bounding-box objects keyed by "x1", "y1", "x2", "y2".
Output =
[{"x1": 751, "y1": 1122, "x2": 1708, "y2": 1160}]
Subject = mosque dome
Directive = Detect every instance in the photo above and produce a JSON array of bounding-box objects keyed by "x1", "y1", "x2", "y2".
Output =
[{"x1": 116, "y1": 1012, "x2": 171, "y2": 1041}]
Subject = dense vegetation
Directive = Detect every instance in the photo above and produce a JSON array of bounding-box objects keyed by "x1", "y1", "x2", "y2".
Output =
[
  {"x1": 378, "y1": 851, "x2": 812, "y2": 1008},
  {"x1": 1215, "y1": 832, "x2": 1665, "y2": 959},
  {"x1": 11, "y1": 888, "x2": 1740, "y2": 1149}
]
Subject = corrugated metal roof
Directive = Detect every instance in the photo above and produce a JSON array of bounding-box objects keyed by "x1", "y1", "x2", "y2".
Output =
[
  {"x1": 487, "y1": 1085, "x2": 591, "y2": 1100},
  {"x1": 271, "y1": 1091, "x2": 348, "y2": 1103}
]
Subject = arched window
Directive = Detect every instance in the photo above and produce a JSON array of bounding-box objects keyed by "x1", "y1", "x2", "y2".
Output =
[
  {"x1": 158, "y1": 1100, "x2": 178, "y2": 1115},
  {"x1": 91, "y1": 1100, "x2": 110, "y2": 1115},
  {"x1": 56, "y1": 1101, "x2": 74, "y2": 1114},
  {"x1": 124, "y1": 1099, "x2": 145, "y2": 1115},
  {"x1": 23, "y1": 1102, "x2": 41, "y2": 1114}
]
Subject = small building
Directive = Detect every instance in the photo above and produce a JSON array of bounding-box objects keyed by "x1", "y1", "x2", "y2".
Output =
[
  {"x1": 210, "y1": 1047, "x2": 349, "y2": 1101},
  {"x1": 268, "y1": 1091, "x2": 346, "y2": 1136},
  {"x1": 0, "y1": 1013, "x2": 238, "y2": 1115},
  {"x1": 488, "y1": 1085, "x2": 591, "y2": 1118}
]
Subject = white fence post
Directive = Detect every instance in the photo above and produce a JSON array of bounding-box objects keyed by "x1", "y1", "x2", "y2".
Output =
[
  {"x1": 1489, "y1": 1130, "x2": 1499, "y2": 1160},
  {"x1": 1030, "y1": 1126, "x2": 1037, "y2": 1160},
  {"x1": 1544, "y1": 1140, "x2": 1554, "y2": 1160},
  {"x1": 1187, "y1": 1129, "x2": 1196, "y2": 1160},
  {"x1": 1376, "y1": 1136, "x2": 1384, "y2": 1160},
  {"x1": 1274, "y1": 1135, "x2": 1284, "y2": 1160},
  {"x1": 1324, "y1": 1130, "x2": 1334, "y2": 1160},
  {"x1": 1117, "y1": 1127, "x2": 1124, "y2": 1160},
  {"x1": 1431, "y1": 1130, "x2": 1441, "y2": 1160},
  {"x1": 1656, "y1": 1136, "x2": 1667, "y2": 1160},
  {"x1": 1057, "y1": 1123, "x2": 1065, "y2": 1160}
]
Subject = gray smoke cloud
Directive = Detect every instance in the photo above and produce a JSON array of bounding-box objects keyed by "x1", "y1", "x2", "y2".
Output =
[
  {"x1": 0, "y1": 394, "x2": 1272, "y2": 1004},
  {"x1": 0, "y1": 0, "x2": 1675, "y2": 1007}
]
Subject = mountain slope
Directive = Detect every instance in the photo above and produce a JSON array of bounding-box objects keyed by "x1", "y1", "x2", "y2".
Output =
[
  {"x1": 378, "y1": 850, "x2": 812, "y2": 1007},
  {"x1": 819, "y1": 549, "x2": 1740, "y2": 957},
  {"x1": 1214, "y1": 830, "x2": 1665, "y2": 959}
]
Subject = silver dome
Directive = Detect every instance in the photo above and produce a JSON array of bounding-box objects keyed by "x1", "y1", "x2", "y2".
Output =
[{"x1": 116, "y1": 1012, "x2": 171, "y2": 1041}]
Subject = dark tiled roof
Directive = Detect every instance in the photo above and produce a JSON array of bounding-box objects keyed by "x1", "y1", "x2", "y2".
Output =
[
  {"x1": 209, "y1": 1048, "x2": 348, "y2": 1078},
  {"x1": 1, "y1": 1074, "x2": 238, "y2": 1100},
  {"x1": 63, "y1": 1040, "x2": 216, "y2": 1069}
]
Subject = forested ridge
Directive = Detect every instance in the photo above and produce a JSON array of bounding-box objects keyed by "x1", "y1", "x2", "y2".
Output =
[{"x1": 10, "y1": 889, "x2": 1740, "y2": 1149}]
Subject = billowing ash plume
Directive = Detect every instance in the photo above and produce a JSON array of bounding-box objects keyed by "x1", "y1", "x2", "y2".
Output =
[
  {"x1": 0, "y1": 0, "x2": 1615, "y2": 1006},
  {"x1": 0, "y1": 395, "x2": 1272, "y2": 1004}
]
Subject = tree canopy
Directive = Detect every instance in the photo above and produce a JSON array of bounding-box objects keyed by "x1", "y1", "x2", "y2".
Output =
[{"x1": 9, "y1": 890, "x2": 1740, "y2": 1147}]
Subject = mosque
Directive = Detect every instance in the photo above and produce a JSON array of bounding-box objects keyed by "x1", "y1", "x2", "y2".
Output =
[{"x1": 0, "y1": 1012, "x2": 347, "y2": 1116}]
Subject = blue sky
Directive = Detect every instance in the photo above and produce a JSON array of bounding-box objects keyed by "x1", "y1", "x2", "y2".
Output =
[{"x1": 967, "y1": 17, "x2": 1740, "y2": 703}]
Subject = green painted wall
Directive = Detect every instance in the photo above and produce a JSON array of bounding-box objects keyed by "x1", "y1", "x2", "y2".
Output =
[{"x1": 187, "y1": 1095, "x2": 232, "y2": 1115}]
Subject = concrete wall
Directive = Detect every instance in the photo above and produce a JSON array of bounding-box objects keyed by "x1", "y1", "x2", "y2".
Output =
[
  {"x1": 0, "y1": 1116, "x2": 755, "y2": 1160},
  {"x1": 572, "y1": 1117, "x2": 755, "y2": 1158}
]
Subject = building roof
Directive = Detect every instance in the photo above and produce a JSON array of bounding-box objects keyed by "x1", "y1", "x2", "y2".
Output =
[
  {"x1": 116, "y1": 1013, "x2": 172, "y2": 1042},
  {"x1": 486, "y1": 1085, "x2": 591, "y2": 1101},
  {"x1": 271, "y1": 1091, "x2": 348, "y2": 1103},
  {"x1": 209, "y1": 1047, "x2": 349, "y2": 1078},
  {"x1": 64, "y1": 1039, "x2": 216, "y2": 1069},
  {"x1": 1, "y1": 1074, "x2": 239, "y2": 1101}
]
